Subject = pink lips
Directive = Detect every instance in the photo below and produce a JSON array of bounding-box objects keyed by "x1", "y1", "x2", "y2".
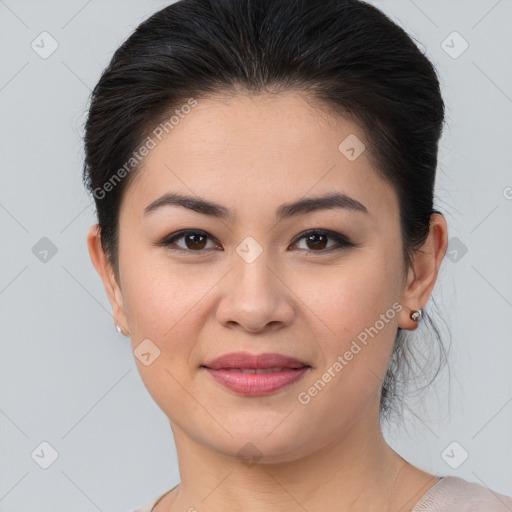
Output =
[{"x1": 201, "y1": 351, "x2": 311, "y2": 396}]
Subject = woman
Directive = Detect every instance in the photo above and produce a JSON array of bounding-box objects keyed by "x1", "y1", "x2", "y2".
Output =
[{"x1": 83, "y1": 0, "x2": 512, "y2": 510}]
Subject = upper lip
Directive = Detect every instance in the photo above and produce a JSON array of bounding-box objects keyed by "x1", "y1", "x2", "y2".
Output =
[{"x1": 202, "y1": 351, "x2": 310, "y2": 370}]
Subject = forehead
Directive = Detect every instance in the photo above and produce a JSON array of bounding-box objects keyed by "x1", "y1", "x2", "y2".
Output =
[{"x1": 121, "y1": 92, "x2": 399, "y2": 224}]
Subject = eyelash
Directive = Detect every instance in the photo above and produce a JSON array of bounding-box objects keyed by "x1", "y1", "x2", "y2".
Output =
[{"x1": 155, "y1": 229, "x2": 355, "y2": 254}]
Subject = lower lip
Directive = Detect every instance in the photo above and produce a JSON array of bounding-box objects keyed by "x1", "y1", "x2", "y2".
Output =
[{"x1": 202, "y1": 367, "x2": 311, "y2": 396}]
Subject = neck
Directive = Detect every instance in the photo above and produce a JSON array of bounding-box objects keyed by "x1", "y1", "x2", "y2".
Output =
[{"x1": 157, "y1": 397, "x2": 436, "y2": 512}]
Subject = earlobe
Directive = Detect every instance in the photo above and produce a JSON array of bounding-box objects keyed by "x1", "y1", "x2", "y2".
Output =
[{"x1": 86, "y1": 224, "x2": 130, "y2": 335}]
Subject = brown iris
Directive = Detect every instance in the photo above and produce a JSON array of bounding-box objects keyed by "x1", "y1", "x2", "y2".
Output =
[
  {"x1": 304, "y1": 233, "x2": 328, "y2": 250},
  {"x1": 184, "y1": 233, "x2": 208, "y2": 250}
]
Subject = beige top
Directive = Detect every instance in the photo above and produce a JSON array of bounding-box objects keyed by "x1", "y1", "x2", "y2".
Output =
[{"x1": 131, "y1": 476, "x2": 512, "y2": 511}]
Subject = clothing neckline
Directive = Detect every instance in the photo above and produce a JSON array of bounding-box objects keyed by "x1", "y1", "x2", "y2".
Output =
[
  {"x1": 410, "y1": 476, "x2": 451, "y2": 510},
  {"x1": 150, "y1": 483, "x2": 179, "y2": 511},
  {"x1": 150, "y1": 477, "x2": 450, "y2": 511}
]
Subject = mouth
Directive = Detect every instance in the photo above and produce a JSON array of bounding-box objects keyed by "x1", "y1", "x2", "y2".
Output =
[
  {"x1": 200, "y1": 352, "x2": 312, "y2": 395},
  {"x1": 202, "y1": 351, "x2": 310, "y2": 370},
  {"x1": 202, "y1": 367, "x2": 305, "y2": 373}
]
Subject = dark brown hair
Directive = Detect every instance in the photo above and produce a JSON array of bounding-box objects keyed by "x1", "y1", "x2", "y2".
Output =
[{"x1": 82, "y1": 0, "x2": 449, "y2": 423}]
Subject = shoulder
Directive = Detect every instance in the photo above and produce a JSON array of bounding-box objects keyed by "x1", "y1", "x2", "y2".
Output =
[
  {"x1": 127, "y1": 493, "x2": 164, "y2": 512},
  {"x1": 128, "y1": 484, "x2": 178, "y2": 512},
  {"x1": 127, "y1": 498, "x2": 158, "y2": 512},
  {"x1": 412, "y1": 476, "x2": 512, "y2": 511}
]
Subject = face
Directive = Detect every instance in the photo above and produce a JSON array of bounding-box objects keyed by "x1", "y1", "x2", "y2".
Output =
[{"x1": 88, "y1": 92, "x2": 440, "y2": 463}]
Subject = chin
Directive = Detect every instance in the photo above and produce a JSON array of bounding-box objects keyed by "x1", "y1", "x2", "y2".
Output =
[{"x1": 200, "y1": 421, "x2": 326, "y2": 464}]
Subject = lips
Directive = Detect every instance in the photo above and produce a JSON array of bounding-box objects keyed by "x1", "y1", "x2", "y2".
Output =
[
  {"x1": 201, "y1": 351, "x2": 310, "y2": 370},
  {"x1": 219, "y1": 367, "x2": 291, "y2": 374},
  {"x1": 201, "y1": 352, "x2": 311, "y2": 395}
]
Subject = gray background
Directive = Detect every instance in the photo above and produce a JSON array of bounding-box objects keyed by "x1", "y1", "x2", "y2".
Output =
[{"x1": 1, "y1": 0, "x2": 511, "y2": 510}]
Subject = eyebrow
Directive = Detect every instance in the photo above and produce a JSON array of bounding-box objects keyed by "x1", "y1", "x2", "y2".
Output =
[{"x1": 143, "y1": 191, "x2": 368, "y2": 221}]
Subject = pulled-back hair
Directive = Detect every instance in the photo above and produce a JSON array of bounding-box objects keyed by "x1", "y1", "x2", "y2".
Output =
[{"x1": 82, "y1": 0, "x2": 448, "y2": 423}]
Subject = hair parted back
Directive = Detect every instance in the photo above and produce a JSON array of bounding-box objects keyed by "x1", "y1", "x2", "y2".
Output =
[{"x1": 83, "y1": 0, "x2": 448, "y2": 423}]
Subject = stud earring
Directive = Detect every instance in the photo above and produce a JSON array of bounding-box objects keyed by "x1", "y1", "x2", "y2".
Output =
[
  {"x1": 410, "y1": 309, "x2": 422, "y2": 322},
  {"x1": 115, "y1": 324, "x2": 123, "y2": 335}
]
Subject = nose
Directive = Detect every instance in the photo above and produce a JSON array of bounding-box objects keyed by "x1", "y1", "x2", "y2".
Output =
[{"x1": 215, "y1": 251, "x2": 296, "y2": 333}]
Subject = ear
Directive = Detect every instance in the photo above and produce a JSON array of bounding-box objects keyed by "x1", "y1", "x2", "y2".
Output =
[
  {"x1": 86, "y1": 224, "x2": 129, "y2": 335},
  {"x1": 398, "y1": 213, "x2": 448, "y2": 330}
]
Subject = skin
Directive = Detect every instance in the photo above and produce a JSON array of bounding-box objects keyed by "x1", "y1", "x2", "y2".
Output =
[{"x1": 87, "y1": 92, "x2": 448, "y2": 511}]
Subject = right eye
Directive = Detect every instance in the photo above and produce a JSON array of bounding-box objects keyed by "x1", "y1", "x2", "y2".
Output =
[{"x1": 155, "y1": 230, "x2": 222, "y2": 253}]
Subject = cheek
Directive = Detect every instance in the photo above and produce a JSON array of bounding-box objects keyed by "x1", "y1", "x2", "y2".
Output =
[
  {"x1": 119, "y1": 239, "x2": 209, "y2": 338},
  {"x1": 300, "y1": 253, "x2": 400, "y2": 338},
  {"x1": 297, "y1": 253, "x2": 402, "y2": 396},
  {"x1": 119, "y1": 254, "x2": 210, "y2": 417},
  {"x1": 119, "y1": 248, "x2": 227, "y2": 393}
]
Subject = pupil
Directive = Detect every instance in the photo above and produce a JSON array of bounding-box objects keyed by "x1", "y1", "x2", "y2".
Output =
[
  {"x1": 187, "y1": 234, "x2": 206, "y2": 250},
  {"x1": 308, "y1": 234, "x2": 326, "y2": 250}
]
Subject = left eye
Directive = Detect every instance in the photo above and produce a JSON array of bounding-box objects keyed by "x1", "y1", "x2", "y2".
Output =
[
  {"x1": 290, "y1": 229, "x2": 353, "y2": 252},
  {"x1": 156, "y1": 229, "x2": 353, "y2": 253}
]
